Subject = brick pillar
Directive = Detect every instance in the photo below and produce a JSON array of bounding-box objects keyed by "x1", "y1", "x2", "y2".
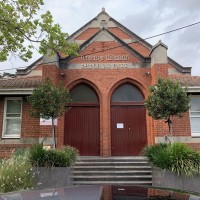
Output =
[
  {"x1": 149, "y1": 40, "x2": 169, "y2": 145},
  {"x1": 40, "y1": 51, "x2": 61, "y2": 147},
  {"x1": 101, "y1": 92, "x2": 111, "y2": 156}
]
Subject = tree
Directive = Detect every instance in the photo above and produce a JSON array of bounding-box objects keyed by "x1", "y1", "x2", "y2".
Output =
[
  {"x1": 0, "y1": 0, "x2": 78, "y2": 62},
  {"x1": 145, "y1": 77, "x2": 190, "y2": 143},
  {"x1": 27, "y1": 78, "x2": 71, "y2": 148}
]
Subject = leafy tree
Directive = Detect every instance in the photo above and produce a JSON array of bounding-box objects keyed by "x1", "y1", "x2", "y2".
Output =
[
  {"x1": 0, "y1": 0, "x2": 78, "y2": 62},
  {"x1": 27, "y1": 78, "x2": 71, "y2": 148},
  {"x1": 145, "y1": 77, "x2": 190, "y2": 143}
]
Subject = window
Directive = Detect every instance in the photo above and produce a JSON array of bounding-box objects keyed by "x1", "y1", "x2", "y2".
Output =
[
  {"x1": 111, "y1": 83, "x2": 144, "y2": 102},
  {"x1": 70, "y1": 84, "x2": 98, "y2": 103},
  {"x1": 2, "y1": 98, "x2": 22, "y2": 138},
  {"x1": 190, "y1": 95, "x2": 200, "y2": 137}
]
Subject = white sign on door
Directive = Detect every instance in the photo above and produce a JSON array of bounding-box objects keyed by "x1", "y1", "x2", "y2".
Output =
[{"x1": 117, "y1": 123, "x2": 124, "y2": 129}]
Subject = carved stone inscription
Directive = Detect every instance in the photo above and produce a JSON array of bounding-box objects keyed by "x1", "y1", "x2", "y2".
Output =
[
  {"x1": 80, "y1": 55, "x2": 129, "y2": 61},
  {"x1": 68, "y1": 63, "x2": 141, "y2": 69},
  {"x1": 81, "y1": 63, "x2": 129, "y2": 68},
  {"x1": 68, "y1": 54, "x2": 141, "y2": 69}
]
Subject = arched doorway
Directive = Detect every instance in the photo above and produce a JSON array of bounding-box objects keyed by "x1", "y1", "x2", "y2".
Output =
[
  {"x1": 64, "y1": 83, "x2": 100, "y2": 156},
  {"x1": 111, "y1": 83, "x2": 147, "y2": 156}
]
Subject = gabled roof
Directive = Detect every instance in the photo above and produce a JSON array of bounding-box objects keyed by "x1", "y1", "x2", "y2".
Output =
[
  {"x1": 76, "y1": 28, "x2": 150, "y2": 63},
  {"x1": 68, "y1": 8, "x2": 152, "y2": 49},
  {"x1": 168, "y1": 58, "x2": 191, "y2": 74},
  {"x1": 65, "y1": 8, "x2": 191, "y2": 74},
  {"x1": 17, "y1": 8, "x2": 192, "y2": 75},
  {"x1": 16, "y1": 57, "x2": 43, "y2": 76},
  {"x1": 108, "y1": 17, "x2": 152, "y2": 49}
]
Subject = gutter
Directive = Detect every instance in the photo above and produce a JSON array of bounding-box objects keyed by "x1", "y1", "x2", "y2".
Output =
[
  {"x1": 0, "y1": 88, "x2": 34, "y2": 95},
  {"x1": 183, "y1": 86, "x2": 200, "y2": 93}
]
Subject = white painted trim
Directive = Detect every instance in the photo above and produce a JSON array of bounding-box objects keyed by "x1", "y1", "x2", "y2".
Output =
[
  {"x1": 155, "y1": 136, "x2": 200, "y2": 143},
  {"x1": 183, "y1": 86, "x2": 200, "y2": 93},
  {"x1": 189, "y1": 95, "x2": 200, "y2": 137},
  {"x1": 2, "y1": 97, "x2": 23, "y2": 138},
  {"x1": 0, "y1": 88, "x2": 34, "y2": 95}
]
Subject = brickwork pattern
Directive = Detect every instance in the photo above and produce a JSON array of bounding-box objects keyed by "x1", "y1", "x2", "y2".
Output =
[{"x1": 0, "y1": 22, "x2": 197, "y2": 157}]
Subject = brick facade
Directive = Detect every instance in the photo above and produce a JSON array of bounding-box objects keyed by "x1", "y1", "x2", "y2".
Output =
[{"x1": 0, "y1": 9, "x2": 200, "y2": 157}]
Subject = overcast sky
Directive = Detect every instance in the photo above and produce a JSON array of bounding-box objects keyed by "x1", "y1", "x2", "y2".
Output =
[{"x1": 1, "y1": 0, "x2": 200, "y2": 75}]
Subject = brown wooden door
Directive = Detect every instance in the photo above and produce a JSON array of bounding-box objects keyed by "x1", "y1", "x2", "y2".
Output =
[
  {"x1": 64, "y1": 105, "x2": 100, "y2": 156},
  {"x1": 111, "y1": 105, "x2": 147, "y2": 156}
]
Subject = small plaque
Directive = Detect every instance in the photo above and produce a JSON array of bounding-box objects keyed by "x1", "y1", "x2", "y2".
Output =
[
  {"x1": 40, "y1": 118, "x2": 57, "y2": 126},
  {"x1": 117, "y1": 123, "x2": 124, "y2": 129}
]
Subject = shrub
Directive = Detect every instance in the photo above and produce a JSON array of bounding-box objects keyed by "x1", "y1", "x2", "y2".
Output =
[
  {"x1": 0, "y1": 155, "x2": 35, "y2": 193},
  {"x1": 169, "y1": 143, "x2": 200, "y2": 176},
  {"x1": 143, "y1": 143, "x2": 200, "y2": 177},
  {"x1": 29, "y1": 144, "x2": 46, "y2": 167},
  {"x1": 143, "y1": 143, "x2": 171, "y2": 170},
  {"x1": 61, "y1": 145, "x2": 79, "y2": 166},
  {"x1": 29, "y1": 144, "x2": 78, "y2": 167}
]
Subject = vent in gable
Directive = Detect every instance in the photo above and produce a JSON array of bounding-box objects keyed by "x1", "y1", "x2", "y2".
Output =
[{"x1": 100, "y1": 20, "x2": 108, "y2": 29}]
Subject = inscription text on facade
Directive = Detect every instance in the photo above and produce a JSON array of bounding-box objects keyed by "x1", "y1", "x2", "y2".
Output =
[{"x1": 80, "y1": 55, "x2": 129, "y2": 61}]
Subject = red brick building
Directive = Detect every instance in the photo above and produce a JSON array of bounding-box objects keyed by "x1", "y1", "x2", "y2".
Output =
[{"x1": 0, "y1": 9, "x2": 200, "y2": 157}]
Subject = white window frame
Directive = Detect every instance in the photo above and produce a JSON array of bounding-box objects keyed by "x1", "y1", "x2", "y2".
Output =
[
  {"x1": 190, "y1": 95, "x2": 200, "y2": 137},
  {"x1": 2, "y1": 97, "x2": 22, "y2": 138}
]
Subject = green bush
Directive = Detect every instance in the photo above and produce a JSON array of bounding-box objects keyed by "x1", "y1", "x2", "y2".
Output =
[
  {"x1": 29, "y1": 144, "x2": 46, "y2": 167},
  {"x1": 143, "y1": 143, "x2": 171, "y2": 170},
  {"x1": 61, "y1": 145, "x2": 79, "y2": 166},
  {"x1": 143, "y1": 143, "x2": 200, "y2": 177},
  {"x1": 0, "y1": 155, "x2": 34, "y2": 193},
  {"x1": 169, "y1": 143, "x2": 200, "y2": 176},
  {"x1": 29, "y1": 144, "x2": 78, "y2": 167}
]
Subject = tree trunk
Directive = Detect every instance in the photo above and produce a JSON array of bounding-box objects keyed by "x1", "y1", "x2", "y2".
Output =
[
  {"x1": 166, "y1": 116, "x2": 173, "y2": 144},
  {"x1": 52, "y1": 117, "x2": 56, "y2": 149}
]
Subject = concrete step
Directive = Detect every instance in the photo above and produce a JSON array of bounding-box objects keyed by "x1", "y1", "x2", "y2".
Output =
[
  {"x1": 73, "y1": 175, "x2": 152, "y2": 181},
  {"x1": 77, "y1": 156, "x2": 148, "y2": 162},
  {"x1": 73, "y1": 180, "x2": 152, "y2": 185},
  {"x1": 73, "y1": 156, "x2": 152, "y2": 185},
  {"x1": 75, "y1": 161, "x2": 149, "y2": 166},
  {"x1": 73, "y1": 165, "x2": 151, "y2": 171},
  {"x1": 73, "y1": 171, "x2": 151, "y2": 175}
]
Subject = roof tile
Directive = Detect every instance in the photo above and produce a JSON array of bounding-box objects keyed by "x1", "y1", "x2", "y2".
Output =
[
  {"x1": 169, "y1": 75, "x2": 200, "y2": 86},
  {"x1": 0, "y1": 76, "x2": 42, "y2": 89}
]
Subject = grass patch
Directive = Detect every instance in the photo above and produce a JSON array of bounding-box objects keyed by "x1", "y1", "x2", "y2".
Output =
[{"x1": 0, "y1": 154, "x2": 34, "y2": 193}]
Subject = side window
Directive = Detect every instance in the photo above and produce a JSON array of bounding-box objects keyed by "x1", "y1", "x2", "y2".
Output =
[
  {"x1": 190, "y1": 95, "x2": 200, "y2": 137},
  {"x1": 2, "y1": 98, "x2": 22, "y2": 138}
]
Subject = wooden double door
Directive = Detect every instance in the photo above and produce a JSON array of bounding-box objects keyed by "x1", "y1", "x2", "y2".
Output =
[{"x1": 64, "y1": 83, "x2": 147, "y2": 156}]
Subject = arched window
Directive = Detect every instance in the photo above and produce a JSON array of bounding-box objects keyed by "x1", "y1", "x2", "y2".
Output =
[
  {"x1": 70, "y1": 84, "x2": 99, "y2": 103},
  {"x1": 111, "y1": 83, "x2": 144, "y2": 102}
]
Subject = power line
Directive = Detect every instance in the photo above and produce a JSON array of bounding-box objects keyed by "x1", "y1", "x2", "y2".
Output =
[
  {"x1": 143, "y1": 21, "x2": 200, "y2": 40},
  {"x1": 1, "y1": 20, "x2": 200, "y2": 72}
]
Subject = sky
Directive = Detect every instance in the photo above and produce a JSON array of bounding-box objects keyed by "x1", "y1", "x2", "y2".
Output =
[{"x1": 1, "y1": 0, "x2": 200, "y2": 75}]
